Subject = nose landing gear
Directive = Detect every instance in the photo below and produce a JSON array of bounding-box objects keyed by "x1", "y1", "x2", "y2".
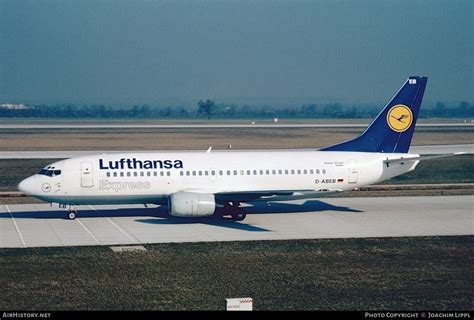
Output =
[
  {"x1": 63, "y1": 204, "x2": 77, "y2": 220},
  {"x1": 67, "y1": 210, "x2": 77, "y2": 220},
  {"x1": 50, "y1": 203, "x2": 78, "y2": 220}
]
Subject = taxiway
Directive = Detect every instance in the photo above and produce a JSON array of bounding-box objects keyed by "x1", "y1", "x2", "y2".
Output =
[{"x1": 0, "y1": 195, "x2": 472, "y2": 248}]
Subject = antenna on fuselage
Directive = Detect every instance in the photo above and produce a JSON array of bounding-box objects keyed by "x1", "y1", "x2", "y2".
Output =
[{"x1": 206, "y1": 146, "x2": 212, "y2": 153}]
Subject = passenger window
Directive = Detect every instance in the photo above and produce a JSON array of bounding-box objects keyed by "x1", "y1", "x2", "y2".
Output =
[
  {"x1": 233, "y1": 170, "x2": 238, "y2": 175},
  {"x1": 322, "y1": 169, "x2": 326, "y2": 174},
  {"x1": 167, "y1": 172, "x2": 170, "y2": 176},
  {"x1": 303, "y1": 169, "x2": 307, "y2": 174},
  {"x1": 186, "y1": 171, "x2": 190, "y2": 176},
  {"x1": 113, "y1": 172, "x2": 118, "y2": 177},
  {"x1": 147, "y1": 172, "x2": 151, "y2": 176},
  {"x1": 134, "y1": 172, "x2": 138, "y2": 177},
  {"x1": 127, "y1": 172, "x2": 131, "y2": 177},
  {"x1": 266, "y1": 170, "x2": 270, "y2": 175},
  {"x1": 106, "y1": 172, "x2": 110, "y2": 177},
  {"x1": 180, "y1": 171, "x2": 184, "y2": 176},
  {"x1": 211, "y1": 170, "x2": 215, "y2": 176},
  {"x1": 219, "y1": 171, "x2": 223, "y2": 176},
  {"x1": 153, "y1": 172, "x2": 157, "y2": 176},
  {"x1": 291, "y1": 170, "x2": 295, "y2": 174},
  {"x1": 120, "y1": 172, "x2": 124, "y2": 177},
  {"x1": 240, "y1": 170, "x2": 244, "y2": 175},
  {"x1": 285, "y1": 170, "x2": 289, "y2": 174},
  {"x1": 247, "y1": 170, "x2": 251, "y2": 175},
  {"x1": 310, "y1": 169, "x2": 314, "y2": 174},
  {"x1": 198, "y1": 171, "x2": 202, "y2": 176},
  {"x1": 227, "y1": 170, "x2": 231, "y2": 175},
  {"x1": 259, "y1": 170, "x2": 263, "y2": 175},
  {"x1": 272, "y1": 170, "x2": 276, "y2": 175},
  {"x1": 205, "y1": 171, "x2": 209, "y2": 176},
  {"x1": 316, "y1": 169, "x2": 320, "y2": 174},
  {"x1": 192, "y1": 171, "x2": 196, "y2": 176},
  {"x1": 140, "y1": 172, "x2": 144, "y2": 177},
  {"x1": 253, "y1": 170, "x2": 257, "y2": 175},
  {"x1": 297, "y1": 170, "x2": 301, "y2": 174},
  {"x1": 278, "y1": 170, "x2": 282, "y2": 175}
]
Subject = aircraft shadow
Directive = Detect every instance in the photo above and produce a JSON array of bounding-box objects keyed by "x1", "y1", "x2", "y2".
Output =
[
  {"x1": 243, "y1": 200, "x2": 363, "y2": 214},
  {"x1": 0, "y1": 207, "x2": 161, "y2": 220},
  {"x1": 0, "y1": 200, "x2": 362, "y2": 232},
  {"x1": 135, "y1": 217, "x2": 270, "y2": 232}
]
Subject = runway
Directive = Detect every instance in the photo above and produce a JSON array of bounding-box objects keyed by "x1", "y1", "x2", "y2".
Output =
[
  {"x1": 0, "y1": 195, "x2": 472, "y2": 248},
  {"x1": 0, "y1": 123, "x2": 472, "y2": 129},
  {"x1": 0, "y1": 144, "x2": 472, "y2": 159}
]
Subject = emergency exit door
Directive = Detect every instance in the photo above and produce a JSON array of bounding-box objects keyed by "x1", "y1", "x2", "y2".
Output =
[{"x1": 80, "y1": 161, "x2": 94, "y2": 187}]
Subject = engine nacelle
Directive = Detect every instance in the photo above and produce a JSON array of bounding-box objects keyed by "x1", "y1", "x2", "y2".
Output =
[{"x1": 168, "y1": 192, "x2": 216, "y2": 217}]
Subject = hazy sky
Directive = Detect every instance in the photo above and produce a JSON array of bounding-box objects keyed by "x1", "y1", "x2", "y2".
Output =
[{"x1": 0, "y1": 0, "x2": 472, "y2": 106}]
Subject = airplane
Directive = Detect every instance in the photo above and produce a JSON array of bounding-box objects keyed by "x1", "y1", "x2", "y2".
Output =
[{"x1": 17, "y1": 76, "x2": 462, "y2": 221}]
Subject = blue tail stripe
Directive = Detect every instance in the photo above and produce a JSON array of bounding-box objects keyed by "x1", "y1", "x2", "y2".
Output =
[{"x1": 320, "y1": 76, "x2": 427, "y2": 153}]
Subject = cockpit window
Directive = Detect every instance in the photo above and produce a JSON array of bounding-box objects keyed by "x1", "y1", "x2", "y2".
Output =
[{"x1": 38, "y1": 169, "x2": 61, "y2": 177}]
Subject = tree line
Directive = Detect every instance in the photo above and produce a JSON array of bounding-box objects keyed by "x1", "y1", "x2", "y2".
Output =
[{"x1": 0, "y1": 100, "x2": 472, "y2": 119}]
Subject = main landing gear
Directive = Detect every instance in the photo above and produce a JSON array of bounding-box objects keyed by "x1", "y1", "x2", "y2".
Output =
[{"x1": 222, "y1": 201, "x2": 247, "y2": 221}]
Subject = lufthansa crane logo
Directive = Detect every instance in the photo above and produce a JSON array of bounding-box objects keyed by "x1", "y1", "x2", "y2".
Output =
[
  {"x1": 387, "y1": 104, "x2": 413, "y2": 133},
  {"x1": 42, "y1": 183, "x2": 51, "y2": 193}
]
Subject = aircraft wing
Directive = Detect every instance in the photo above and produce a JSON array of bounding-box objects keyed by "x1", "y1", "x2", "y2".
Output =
[{"x1": 213, "y1": 189, "x2": 342, "y2": 203}]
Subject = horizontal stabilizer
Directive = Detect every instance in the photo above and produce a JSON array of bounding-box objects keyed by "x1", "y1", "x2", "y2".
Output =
[{"x1": 383, "y1": 152, "x2": 465, "y2": 164}]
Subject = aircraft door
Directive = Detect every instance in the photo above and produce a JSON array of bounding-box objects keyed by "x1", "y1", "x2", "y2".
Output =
[
  {"x1": 348, "y1": 160, "x2": 358, "y2": 184},
  {"x1": 80, "y1": 161, "x2": 94, "y2": 187}
]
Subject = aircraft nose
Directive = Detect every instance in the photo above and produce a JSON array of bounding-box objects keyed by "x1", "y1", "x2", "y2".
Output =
[{"x1": 18, "y1": 176, "x2": 36, "y2": 195}]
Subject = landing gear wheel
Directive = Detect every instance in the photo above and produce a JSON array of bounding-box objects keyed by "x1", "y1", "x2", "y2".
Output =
[
  {"x1": 67, "y1": 210, "x2": 77, "y2": 220},
  {"x1": 231, "y1": 211, "x2": 246, "y2": 221}
]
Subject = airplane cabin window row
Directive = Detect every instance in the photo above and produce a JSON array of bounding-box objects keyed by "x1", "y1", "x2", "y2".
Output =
[
  {"x1": 104, "y1": 169, "x2": 327, "y2": 178},
  {"x1": 106, "y1": 171, "x2": 171, "y2": 177}
]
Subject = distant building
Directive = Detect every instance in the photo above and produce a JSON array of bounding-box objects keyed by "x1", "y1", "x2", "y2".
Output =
[{"x1": 0, "y1": 103, "x2": 29, "y2": 110}]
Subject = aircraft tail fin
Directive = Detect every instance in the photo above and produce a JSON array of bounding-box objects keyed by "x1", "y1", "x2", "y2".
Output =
[{"x1": 320, "y1": 76, "x2": 428, "y2": 153}]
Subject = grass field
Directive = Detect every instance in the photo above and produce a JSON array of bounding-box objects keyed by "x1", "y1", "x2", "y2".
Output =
[
  {"x1": 384, "y1": 154, "x2": 474, "y2": 185},
  {"x1": 1, "y1": 155, "x2": 473, "y2": 192},
  {"x1": 0, "y1": 236, "x2": 472, "y2": 310}
]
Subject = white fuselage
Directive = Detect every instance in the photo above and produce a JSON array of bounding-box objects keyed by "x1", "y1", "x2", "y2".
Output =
[{"x1": 19, "y1": 150, "x2": 419, "y2": 205}]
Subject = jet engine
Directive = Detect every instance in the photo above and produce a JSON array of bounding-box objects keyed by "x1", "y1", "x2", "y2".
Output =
[{"x1": 168, "y1": 192, "x2": 216, "y2": 217}]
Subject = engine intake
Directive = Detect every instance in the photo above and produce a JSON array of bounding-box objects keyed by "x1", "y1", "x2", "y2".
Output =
[{"x1": 168, "y1": 192, "x2": 216, "y2": 217}]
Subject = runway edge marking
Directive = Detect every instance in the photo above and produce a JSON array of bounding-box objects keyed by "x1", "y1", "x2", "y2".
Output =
[{"x1": 5, "y1": 204, "x2": 26, "y2": 248}]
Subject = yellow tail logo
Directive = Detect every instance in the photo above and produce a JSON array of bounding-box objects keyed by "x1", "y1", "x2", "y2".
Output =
[{"x1": 387, "y1": 104, "x2": 413, "y2": 132}]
